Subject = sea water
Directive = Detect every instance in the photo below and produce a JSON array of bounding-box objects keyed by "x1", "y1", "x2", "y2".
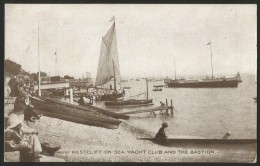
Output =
[{"x1": 96, "y1": 74, "x2": 257, "y2": 139}]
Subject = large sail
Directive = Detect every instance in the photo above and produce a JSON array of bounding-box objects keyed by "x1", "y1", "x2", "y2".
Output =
[{"x1": 95, "y1": 22, "x2": 121, "y2": 87}]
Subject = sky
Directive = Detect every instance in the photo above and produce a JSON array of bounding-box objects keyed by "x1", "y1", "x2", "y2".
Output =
[{"x1": 5, "y1": 4, "x2": 257, "y2": 79}]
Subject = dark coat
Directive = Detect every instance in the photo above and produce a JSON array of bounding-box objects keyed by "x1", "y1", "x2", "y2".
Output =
[{"x1": 155, "y1": 127, "x2": 167, "y2": 141}]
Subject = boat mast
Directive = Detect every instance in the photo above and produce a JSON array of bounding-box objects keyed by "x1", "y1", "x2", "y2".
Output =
[
  {"x1": 209, "y1": 42, "x2": 214, "y2": 79},
  {"x1": 174, "y1": 58, "x2": 177, "y2": 80},
  {"x1": 113, "y1": 61, "x2": 116, "y2": 93},
  {"x1": 146, "y1": 78, "x2": 148, "y2": 100},
  {"x1": 38, "y1": 21, "x2": 41, "y2": 96},
  {"x1": 55, "y1": 51, "x2": 58, "y2": 76}
]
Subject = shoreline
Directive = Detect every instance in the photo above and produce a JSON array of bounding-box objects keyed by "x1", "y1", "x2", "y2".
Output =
[{"x1": 4, "y1": 104, "x2": 256, "y2": 162}]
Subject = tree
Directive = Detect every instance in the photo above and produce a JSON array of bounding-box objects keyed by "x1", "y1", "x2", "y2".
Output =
[
  {"x1": 4, "y1": 59, "x2": 22, "y2": 75},
  {"x1": 64, "y1": 75, "x2": 74, "y2": 79},
  {"x1": 20, "y1": 69, "x2": 30, "y2": 76},
  {"x1": 30, "y1": 72, "x2": 47, "y2": 81},
  {"x1": 37, "y1": 72, "x2": 47, "y2": 77},
  {"x1": 30, "y1": 73, "x2": 38, "y2": 82}
]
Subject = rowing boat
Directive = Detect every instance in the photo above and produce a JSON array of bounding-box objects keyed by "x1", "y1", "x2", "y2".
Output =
[
  {"x1": 138, "y1": 138, "x2": 257, "y2": 162},
  {"x1": 37, "y1": 96, "x2": 129, "y2": 120},
  {"x1": 105, "y1": 99, "x2": 153, "y2": 107},
  {"x1": 138, "y1": 138, "x2": 256, "y2": 145},
  {"x1": 30, "y1": 96, "x2": 123, "y2": 129}
]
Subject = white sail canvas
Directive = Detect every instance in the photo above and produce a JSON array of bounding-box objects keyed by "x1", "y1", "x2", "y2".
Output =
[{"x1": 95, "y1": 22, "x2": 121, "y2": 87}]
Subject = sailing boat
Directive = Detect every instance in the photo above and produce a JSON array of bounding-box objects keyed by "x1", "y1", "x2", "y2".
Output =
[
  {"x1": 164, "y1": 41, "x2": 241, "y2": 88},
  {"x1": 105, "y1": 78, "x2": 153, "y2": 107},
  {"x1": 95, "y1": 18, "x2": 125, "y2": 101}
]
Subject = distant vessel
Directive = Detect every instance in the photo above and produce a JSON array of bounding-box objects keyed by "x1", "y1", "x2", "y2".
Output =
[
  {"x1": 165, "y1": 72, "x2": 241, "y2": 88},
  {"x1": 164, "y1": 41, "x2": 242, "y2": 88},
  {"x1": 95, "y1": 18, "x2": 125, "y2": 101},
  {"x1": 153, "y1": 85, "x2": 163, "y2": 91}
]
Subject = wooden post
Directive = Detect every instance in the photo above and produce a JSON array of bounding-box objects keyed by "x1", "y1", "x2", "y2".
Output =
[
  {"x1": 170, "y1": 99, "x2": 173, "y2": 115},
  {"x1": 90, "y1": 96, "x2": 93, "y2": 104},
  {"x1": 37, "y1": 21, "x2": 41, "y2": 97},
  {"x1": 146, "y1": 78, "x2": 148, "y2": 101},
  {"x1": 166, "y1": 99, "x2": 169, "y2": 115},
  {"x1": 70, "y1": 88, "x2": 73, "y2": 103}
]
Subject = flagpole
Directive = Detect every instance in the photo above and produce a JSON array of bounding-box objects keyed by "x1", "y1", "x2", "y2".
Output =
[
  {"x1": 38, "y1": 21, "x2": 41, "y2": 96},
  {"x1": 112, "y1": 61, "x2": 116, "y2": 93},
  {"x1": 55, "y1": 52, "x2": 58, "y2": 76},
  {"x1": 209, "y1": 42, "x2": 214, "y2": 79},
  {"x1": 174, "y1": 58, "x2": 176, "y2": 80},
  {"x1": 146, "y1": 78, "x2": 149, "y2": 100}
]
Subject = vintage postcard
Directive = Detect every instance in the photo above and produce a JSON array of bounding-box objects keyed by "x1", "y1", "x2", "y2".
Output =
[{"x1": 4, "y1": 4, "x2": 257, "y2": 162}]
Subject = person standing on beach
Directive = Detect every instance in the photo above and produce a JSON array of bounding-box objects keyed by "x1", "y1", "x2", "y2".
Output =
[
  {"x1": 155, "y1": 122, "x2": 168, "y2": 144},
  {"x1": 79, "y1": 96, "x2": 85, "y2": 106}
]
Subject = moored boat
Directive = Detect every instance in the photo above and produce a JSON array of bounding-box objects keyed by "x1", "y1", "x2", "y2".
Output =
[
  {"x1": 95, "y1": 17, "x2": 125, "y2": 101},
  {"x1": 36, "y1": 96, "x2": 130, "y2": 120},
  {"x1": 164, "y1": 76, "x2": 240, "y2": 88},
  {"x1": 164, "y1": 41, "x2": 242, "y2": 88},
  {"x1": 153, "y1": 85, "x2": 163, "y2": 91},
  {"x1": 98, "y1": 91, "x2": 125, "y2": 101},
  {"x1": 105, "y1": 99, "x2": 153, "y2": 107},
  {"x1": 30, "y1": 96, "x2": 126, "y2": 129},
  {"x1": 105, "y1": 78, "x2": 154, "y2": 107},
  {"x1": 138, "y1": 138, "x2": 256, "y2": 162},
  {"x1": 138, "y1": 137, "x2": 256, "y2": 145}
]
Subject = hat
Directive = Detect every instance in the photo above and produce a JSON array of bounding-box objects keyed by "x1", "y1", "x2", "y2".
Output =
[
  {"x1": 13, "y1": 103, "x2": 27, "y2": 113},
  {"x1": 162, "y1": 122, "x2": 168, "y2": 127},
  {"x1": 6, "y1": 115, "x2": 22, "y2": 130},
  {"x1": 10, "y1": 123, "x2": 22, "y2": 130}
]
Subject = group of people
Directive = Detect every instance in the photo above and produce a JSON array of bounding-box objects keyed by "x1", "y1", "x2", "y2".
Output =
[
  {"x1": 5, "y1": 76, "x2": 60, "y2": 162},
  {"x1": 8, "y1": 76, "x2": 33, "y2": 97}
]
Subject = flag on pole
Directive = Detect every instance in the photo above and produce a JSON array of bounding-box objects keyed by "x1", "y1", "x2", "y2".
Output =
[
  {"x1": 109, "y1": 16, "x2": 115, "y2": 22},
  {"x1": 207, "y1": 41, "x2": 211, "y2": 45}
]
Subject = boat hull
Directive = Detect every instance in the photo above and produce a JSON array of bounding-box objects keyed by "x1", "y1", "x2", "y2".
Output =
[
  {"x1": 138, "y1": 138, "x2": 256, "y2": 145},
  {"x1": 30, "y1": 97, "x2": 123, "y2": 129},
  {"x1": 138, "y1": 138, "x2": 256, "y2": 162},
  {"x1": 105, "y1": 99, "x2": 153, "y2": 107},
  {"x1": 99, "y1": 92, "x2": 125, "y2": 101},
  {"x1": 153, "y1": 89, "x2": 162, "y2": 91},
  {"x1": 38, "y1": 96, "x2": 129, "y2": 119},
  {"x1": 165, "y1": 79, "x2": 238, "y2": 88}
]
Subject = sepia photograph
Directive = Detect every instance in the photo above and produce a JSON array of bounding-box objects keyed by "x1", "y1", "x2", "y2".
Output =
[{"x1": 4, "y1": 4, "x2": 257, "y2": 162}]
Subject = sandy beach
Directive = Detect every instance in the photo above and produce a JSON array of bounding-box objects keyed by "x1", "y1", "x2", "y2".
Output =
[{"x1": 4, "y1": 103, "x2": 256, "y2": 162}]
